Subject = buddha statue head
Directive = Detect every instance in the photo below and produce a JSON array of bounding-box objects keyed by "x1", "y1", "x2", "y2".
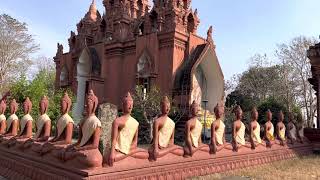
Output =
[
  {"x1": 61, "y1": 92, "x2": 72, "y2": 114},
  {"x1": 214, "y1": 101, "x2": 224, "y2": 120},
  {"x1": 190, "y1": 101, "x2": 199, "y2": 117},
  {"x1": 122, "y1": 92, "x2": 133, "y2": 114},
  {"x1": 288, "y1": 112, "x2": 295, "y2": 123},
  {"x1": 251, "y1": 107, "x2": 258, "y2": 121},
  {"x1": 266, "y1": 109, "x2": 272, "y2": 122},
  {"x1": 39, "y1": 96, "x2": 49, "y2": 115},
  {"x1": 10, "y1": 99, "x2": 18, "y2": 115},
  {"x1": 278, "y1": 111, "x2": 284, "y2": 122},
  {"x1": 160, "y1": 96, "x2": 170, "y2": 115},
  {"x1": 86, "y1": 90, "x2": 98, "y2": 116},
  {"x1": 0, "y1": 100, "x2": 6, "y2": 114},
  {"x1": 234, "y1": 105, "x2": 243, "y2": 120},
  {"x1": 23, "y1": 97, "x2": 32, "y2": 114}
]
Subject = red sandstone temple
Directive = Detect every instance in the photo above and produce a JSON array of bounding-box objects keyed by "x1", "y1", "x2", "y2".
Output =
[{"x1": 54, "y1": 0, "x2": 224, "y2": 120}]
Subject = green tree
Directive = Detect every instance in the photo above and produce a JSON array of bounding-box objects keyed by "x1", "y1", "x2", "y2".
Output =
[
  {"x1": 257, "y1": 97, "x2": 288, "y2": 125},
  {"x1": 132, "y1": 85, "x2": 178, "y2": 143},
  {"x1": 8, "y1": 67, "x2": 75, "y2": 133},
  {"x1": 0, "y1": 14, "x2": 39, "y2": 93},
  {"x1": 276, "y1": 36, "x2": 317, "y2": 127}
]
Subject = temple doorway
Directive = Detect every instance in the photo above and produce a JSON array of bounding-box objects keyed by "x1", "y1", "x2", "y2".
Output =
[{"x1": 73, "y1": 49, "x2": 92, "y2": 122}]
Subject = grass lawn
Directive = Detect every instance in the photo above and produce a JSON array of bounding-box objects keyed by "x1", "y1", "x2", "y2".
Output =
[{"x1": 191, "y1": 155, "x2": 320, "y2": 180}]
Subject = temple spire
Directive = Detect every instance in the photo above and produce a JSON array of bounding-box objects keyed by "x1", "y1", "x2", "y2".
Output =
[{"x1": 85, "y1": 0, "x2": 98, "y2": 22}]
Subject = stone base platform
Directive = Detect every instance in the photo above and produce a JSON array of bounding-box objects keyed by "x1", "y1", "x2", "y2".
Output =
[{"x1": 0, "y1": 143, "x2": 313, "y2": 180}]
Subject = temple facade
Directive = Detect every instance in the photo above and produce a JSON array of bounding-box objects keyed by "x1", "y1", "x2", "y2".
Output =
[
  {"x1": 308, "y1": 42, "x2": 320, "y2": 128},
  {"x1": 54, "y1": 0, "x2": 224, "y2": 120}
]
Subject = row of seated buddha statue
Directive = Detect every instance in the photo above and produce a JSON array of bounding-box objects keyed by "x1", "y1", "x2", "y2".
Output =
[
  {"x1": 0, "y1": 90, "x2": 102, "y2": 169},
  {"x1": 0, "y1": 91, "x2": 307, "y2": 169},
  {"x1": 104, "y1": 94, "x2": 307, "y2": 166}
]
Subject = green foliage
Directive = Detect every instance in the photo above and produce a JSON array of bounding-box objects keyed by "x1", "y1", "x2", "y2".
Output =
[
  {"x1": 225, "y1": 90, "x2": 256, "y2": 112},
  {"x1": 132, "y1": 85, "x2": 161, "y2": 122},
  {"x1": 7, "y1": 70, "x2": 75, "y2": 133},
  {"x1": 131, "y1": 85, "x2": 179, "y2": 143},
  {"x1": 257, "y1": 97, "x2": 288, "y2": 125}
]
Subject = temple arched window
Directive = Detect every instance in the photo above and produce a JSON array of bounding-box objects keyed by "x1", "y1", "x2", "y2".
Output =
[
  {"x1": 137, "y1": 52, "x2": 153, "y2": 93},
  {"x1": 150, "y1": 11, "x2": 158, "y2": 32},
  {"x1": 139, "y1": 23, "x2": 144, "y2": 35},
  {"x1": 60, "y1": 65, "x2": 69, "y2": 87}
]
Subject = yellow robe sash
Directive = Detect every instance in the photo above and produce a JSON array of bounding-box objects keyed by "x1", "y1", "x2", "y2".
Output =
[
  {"x1": 215, "y1": 120, "x2": 225, "y2": 145},
  {"x1": 279, "y1": 126, "x2": 286, "y2": 141},
  {"x1": 80, "y1": 115, "x2": 101, "y2": 147},
  {"x1": 34, "y1": 114, "x2": 51, "y2": 139},
  {"x1": 56, "y1": 113, "x2": 74, "y2": 138},
  {"x1": 0, "y1": 114, "x2": 6, "y2": 123},
  {"x1": 6, "y1": 114, "x2": 18, "y2": 132},
  {"x1": 19, "y1": 114, "x2": 33, "y2": 136},
  {"x1": 115, "y1": 116, "x2": 139, "y2": 155},
  {"x1": 252, "y1": 122, "x2": 262, "y2": 144},
  {"x1": 159, "y1": 117, "x2": 175, "y2": 148},
  {"x1": 235, "y1": 121, "x2": 246, "y2": 145},
  {"x1": 191, "y1": 119, "x2": 202, "y2": 148},
  {"x1": 266, "y1": 123, "x2": 275, "y2": 141}
]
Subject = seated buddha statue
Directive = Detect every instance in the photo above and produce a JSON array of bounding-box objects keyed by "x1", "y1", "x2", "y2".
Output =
[
  {"x1": 58, "y1": 90, "x2": 102, "y2": 169},
  {"x1": 23, "y1": 96, "x2": 51, "y2": 150},
  {"x1": 276, "y1": 111, "x2": 286, "y2": 146},
  {"x1": 184, "y1": 101, "x2": 210, "y2": 157},
  {"x1": 104, "y1": 92, "x2": 149, "y2": 167},
  {"x1": 231, "y1": 105, "x2": 250, "y2": 152},
  {"x1": 210, "y1": 101, "x2": 230, "y2": 154},
  {"x1": 148, "y1": 96, "x2": 183, "y2": 161},
  {"x1": 249, "y1": 107, "x2": 264, "y2": 149},
  {"x1": 0, "y1": 100, "x2": 7, "y2": 135},
  {"x1": 40, "y1": 92, "x2": 74, "y2": 155},
  {"x1": 6, "y1": 97, "x2": 33, "y2": 148},
  {"x1": 286, "y1": 113, "x2": 302, "y2": 144},
  {"x1": 264, "y1": 109, "x2": 275, "y2": 148},
  {"x1": 1, "y1": 99, "x2": 19, "y2": 140},
  {"x1": 297, "y1": 123, "x2": 308, "y2": 143}
]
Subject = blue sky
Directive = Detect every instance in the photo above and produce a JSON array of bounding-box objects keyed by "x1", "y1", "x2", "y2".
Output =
[{"x1": 1, "y1": 0, "x2": 320, "y2": 80}]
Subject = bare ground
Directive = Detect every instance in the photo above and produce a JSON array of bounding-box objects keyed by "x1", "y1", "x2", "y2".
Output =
[{"x1": 190, "y1": 155, "x2": 320, "y2": 180}]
